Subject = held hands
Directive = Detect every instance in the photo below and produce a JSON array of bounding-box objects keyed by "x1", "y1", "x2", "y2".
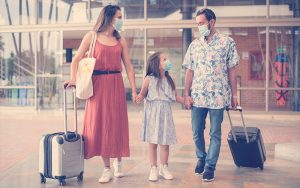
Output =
[
  {"x1": 184, "y1": 96, "x2": 193, "y2": 110},
  {"x1": 135, "y1": 94, "x2": 144, "y2": 104}
]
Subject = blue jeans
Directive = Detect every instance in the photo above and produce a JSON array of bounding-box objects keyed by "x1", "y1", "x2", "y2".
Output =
[{"x1": 191, "y1": 107, "x2": 224, "y2": 171}]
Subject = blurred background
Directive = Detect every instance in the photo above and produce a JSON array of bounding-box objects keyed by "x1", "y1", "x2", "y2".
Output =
[{"x1": 0, "y1": 0, "x2": 299, "y2": 112}]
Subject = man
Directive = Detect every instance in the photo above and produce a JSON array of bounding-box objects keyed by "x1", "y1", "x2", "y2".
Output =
[{"x1": 182, "y1": 8, "x2": 239, "y2": 182}]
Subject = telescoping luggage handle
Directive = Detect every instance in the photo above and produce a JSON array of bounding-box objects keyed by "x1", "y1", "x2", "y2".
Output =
[
  {"x1": 226, "y1": 106, "x2": 250, "y2": 144},
  {"x1": 63, "y1": 83, "x2": 78, "y2": 135}
]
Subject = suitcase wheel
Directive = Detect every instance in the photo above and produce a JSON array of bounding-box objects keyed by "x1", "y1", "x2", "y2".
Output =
[
  {"x1": 59, "y1": 179, "x2": 66, "y2": 186},
  {"x1": 40, "y1": 174, "x2": 46, "y2": 184},
  {"x1": 77, "y1": 172, "x2": 84, "y2": 183},
  {"x1": 259, "y1": 164, "x2": 264, "y2": 170}
]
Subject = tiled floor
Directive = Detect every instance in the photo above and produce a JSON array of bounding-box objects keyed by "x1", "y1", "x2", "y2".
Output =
[{"x1": 0, "y1": 104, "x2": 300, "y2": 188}]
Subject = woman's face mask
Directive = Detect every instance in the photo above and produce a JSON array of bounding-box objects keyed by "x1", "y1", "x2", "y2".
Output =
[
  {"x1": 113, "y1": 18, "x2": 123, "y2": 31},
  {"x1": 198, "y1": 24, "x2": 210, "y2": 37}
]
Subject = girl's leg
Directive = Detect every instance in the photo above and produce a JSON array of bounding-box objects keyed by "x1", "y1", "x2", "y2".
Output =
[
  {"x1": 99, "y1": 157, "x2": 113, "y2": 183},
  {"x1": 160, "y1": 145, "x2": 169, "y2": 165},
  {"x1": 149, "y1": 143, "x2": 158, "y2": 166},
  {"x1": 159, "y1": 145, "x2": 173, "y2": 180},
  {"x1": 148, "y1": 143, "x2": 158, "y2": 181}
]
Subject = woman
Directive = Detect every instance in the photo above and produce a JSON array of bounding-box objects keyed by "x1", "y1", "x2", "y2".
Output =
[{"x1": 65, "y1": 5, "x2": 137, "y2": 183}]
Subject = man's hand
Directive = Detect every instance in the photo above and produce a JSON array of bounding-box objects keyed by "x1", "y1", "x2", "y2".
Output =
[
  {"x1": 184, "y1": 96, "x2": 193, "y2": 109},
  {"x1": 231, "y1": 96, "x2": 238, "y2": 109}
]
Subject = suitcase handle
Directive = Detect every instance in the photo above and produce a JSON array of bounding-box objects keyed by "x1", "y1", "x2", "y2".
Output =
[
  {"x1": 226, "y1": 106, "x2": 249, "y2": 143},
  {"x1": 63, "y1": 83, "x2": 78, "y2": 135}
]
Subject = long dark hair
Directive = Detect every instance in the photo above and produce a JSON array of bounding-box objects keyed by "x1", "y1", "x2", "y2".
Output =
[
  {"x1": 146, "y1": 52, "x2": 175, "y2": 91},
  {"x1": 93, "y1": 5, "x2": 121, "y2": 40}
]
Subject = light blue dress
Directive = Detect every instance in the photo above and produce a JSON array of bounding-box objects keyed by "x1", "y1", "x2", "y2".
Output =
[{"x1": 140, "y1": 75, "x2": 177, "y2": 145}]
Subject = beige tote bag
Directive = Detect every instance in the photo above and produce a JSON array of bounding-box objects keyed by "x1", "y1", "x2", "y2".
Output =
[{"x1": 76, "y1": 31, "x2": 97, "y2": 99}]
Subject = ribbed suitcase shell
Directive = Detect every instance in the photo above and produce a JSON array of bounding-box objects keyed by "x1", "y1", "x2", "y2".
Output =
[
  {"x1": 38, "y1": 85, "x2": 84, "y2": 186},
  {"x1": 227, "y1": 126, "x2": 266, "y2": 170}
]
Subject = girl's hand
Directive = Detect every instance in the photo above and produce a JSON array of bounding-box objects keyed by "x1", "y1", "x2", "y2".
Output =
[
  {"x1": 136, "y1": 94, "x2": 144, "y2": 104},
  {"x1": 184, "y1": 96, "x2": 193, "y2": 109}
]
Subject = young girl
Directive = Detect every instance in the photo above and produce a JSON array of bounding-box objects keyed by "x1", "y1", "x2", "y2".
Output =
[{"x1": 136, "y1": 52, "x2": 184, "y2": 181}]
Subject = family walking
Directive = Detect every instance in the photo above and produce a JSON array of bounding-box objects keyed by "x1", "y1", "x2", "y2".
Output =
[{"x1": 65, "y1": 5, "x2": 239, "y2": 184}]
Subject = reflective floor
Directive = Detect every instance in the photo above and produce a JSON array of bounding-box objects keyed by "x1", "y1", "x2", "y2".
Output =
[{"x1": 1, "y1": 104, "x2": 300, "y2": 188}]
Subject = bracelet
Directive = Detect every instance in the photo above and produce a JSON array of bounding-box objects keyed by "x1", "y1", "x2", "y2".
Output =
[{"x1": 232, "y1": 96, "x2": 238, "y2": 99}]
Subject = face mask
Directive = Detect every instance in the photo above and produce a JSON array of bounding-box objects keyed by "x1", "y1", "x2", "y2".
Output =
[
  {"x1": 198, "y1": 24, "x2": 210, "y2": 37},
  {"x1": 113, "y1": 18, "x2": 123, "y2": 31},
  {"x1": 164, "y1": 60, "x2": 172, "y2": 72}
]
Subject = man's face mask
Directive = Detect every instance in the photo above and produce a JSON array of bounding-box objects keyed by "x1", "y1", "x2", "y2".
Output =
[
  {"x1": 113, "y1": 18, "x2": 123, "y2": 31},
  {"x1": 198, "y1": 23, "x2": 210, "y2": 37}
]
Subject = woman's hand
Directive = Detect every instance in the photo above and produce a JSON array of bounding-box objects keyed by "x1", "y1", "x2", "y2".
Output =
[
  {"x1": 64, "y1": 79, "x2": 76, "y2": 89},
  {"x1": 132, "y1": 91, "x2": 137, "y2": 104}
]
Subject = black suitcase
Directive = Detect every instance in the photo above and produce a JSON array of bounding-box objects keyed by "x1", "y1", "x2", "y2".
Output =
[{"x1": 226, "y1": 107, "x2": 266, "y2": 170}]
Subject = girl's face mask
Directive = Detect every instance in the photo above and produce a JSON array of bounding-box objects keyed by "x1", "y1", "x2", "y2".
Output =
[
  {"x1": 113, "y1": 18, "x2": 123, "y2": 31},
  {"x1": 164, "y1": 60, "x2": 172, "y2": 72}
]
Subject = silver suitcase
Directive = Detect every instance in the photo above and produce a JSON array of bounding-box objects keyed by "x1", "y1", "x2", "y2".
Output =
[{"x1": 39, "y1": 85, "x2": 84, "y2": 186}]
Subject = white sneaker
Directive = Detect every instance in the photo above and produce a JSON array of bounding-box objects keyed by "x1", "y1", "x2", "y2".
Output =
[
  {"x1": 148, "y1": 166, "x2": 158, "y2": 181},
  {"x1": 159, "y1": 164, "x2": 173, "y2": 180},
  {"x1": 113, "y1": 159, "x2": 124, "y2": 178},
  {"x1": 98, "y1": 168, "x2": 113, "y2": 183}
]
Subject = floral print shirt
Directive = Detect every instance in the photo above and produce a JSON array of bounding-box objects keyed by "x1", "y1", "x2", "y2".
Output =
[{"x1": 182, "y1": 32, "x2": 239, "y2": 109}]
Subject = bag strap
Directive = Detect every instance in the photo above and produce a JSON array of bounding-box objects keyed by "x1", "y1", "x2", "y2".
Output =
[{"x1": 87, "y1": 31, "x2": 97, "y2": 58}]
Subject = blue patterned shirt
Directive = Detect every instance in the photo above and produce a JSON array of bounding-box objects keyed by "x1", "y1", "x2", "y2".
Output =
[{"x1": 182, "y1": 32, "x2": 239, "y2": 109}]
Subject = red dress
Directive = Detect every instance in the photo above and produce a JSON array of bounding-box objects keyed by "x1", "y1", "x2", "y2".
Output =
[{"x1": 82, "y1": 40, "x2": 130, "y2": 159}]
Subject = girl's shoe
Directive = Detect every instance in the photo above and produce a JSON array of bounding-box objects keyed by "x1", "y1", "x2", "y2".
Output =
[
  {"x1": 98, "y1": 168, "x2": 113, "y2": 183},
  {"x1": 113, "y1": 159, "x2": 124, "y2": 178},
  {"x1": 159, "y1": 164, "x2": 173, "y2": 180},
  {"x1": 148, "y1": 166, "x2": 158, "y2": 181}
]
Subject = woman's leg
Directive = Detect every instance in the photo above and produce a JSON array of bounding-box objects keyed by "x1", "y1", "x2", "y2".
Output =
[
  {"x1": 117, "y1": 157, "x2": 122, "y2": 162},
  {"x1": 102, "y1": 157, "x2": 110, "y2": 168},
  {"x1": 113, "y1": 157, "x2": 124, "y2": 177},
  {"x1": 149, "y1": 143, "x2": 158, "y2": 166},
  {"x1": 99, "y1": 157, "x2": 113, "y2": 183}
]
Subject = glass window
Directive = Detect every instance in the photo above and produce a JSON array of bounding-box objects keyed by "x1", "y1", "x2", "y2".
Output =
[
  {"x1": 120, "y1": 29, "x2": 145, "y2": 100},
  {"x1": 0, "y1": 88, "x2": 35, "y2": 107},
  {"x1": 0, "y1": 32, "x2": 36, "y2": 86},
  {"x1": 0, "y1": 0, "x2": 37, "y2": 25},
  {"x1": 207, "y1": 0, "x2": 267, "y2": 18},
  {"x1": 240, "y1": 90, "x2": 265, "y2": 111},
  {"x1": 37, "y1": 31, "x2": 62, "y2": 109},
  {"x1": 37, "y1": 0, "x2": 89, "y2": 24},
  {"x1": 147, "y1": 0, "x2": 204, "y2": 20},
  {"x1": 270, "y1": 0, "x2": 296, "y2": 18},
  {"x1": 147, "y1": 28, "x2": 184, "y2": 90},
  {"x1": 91, "y1": 0, "x2": 144, "y2": 21},
  {"x1": 205, "y1": 27, "x2": 267, "y2": 88},
  {"x1": 268, "y1": 26, "x2": 300, "y2": 111}
]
